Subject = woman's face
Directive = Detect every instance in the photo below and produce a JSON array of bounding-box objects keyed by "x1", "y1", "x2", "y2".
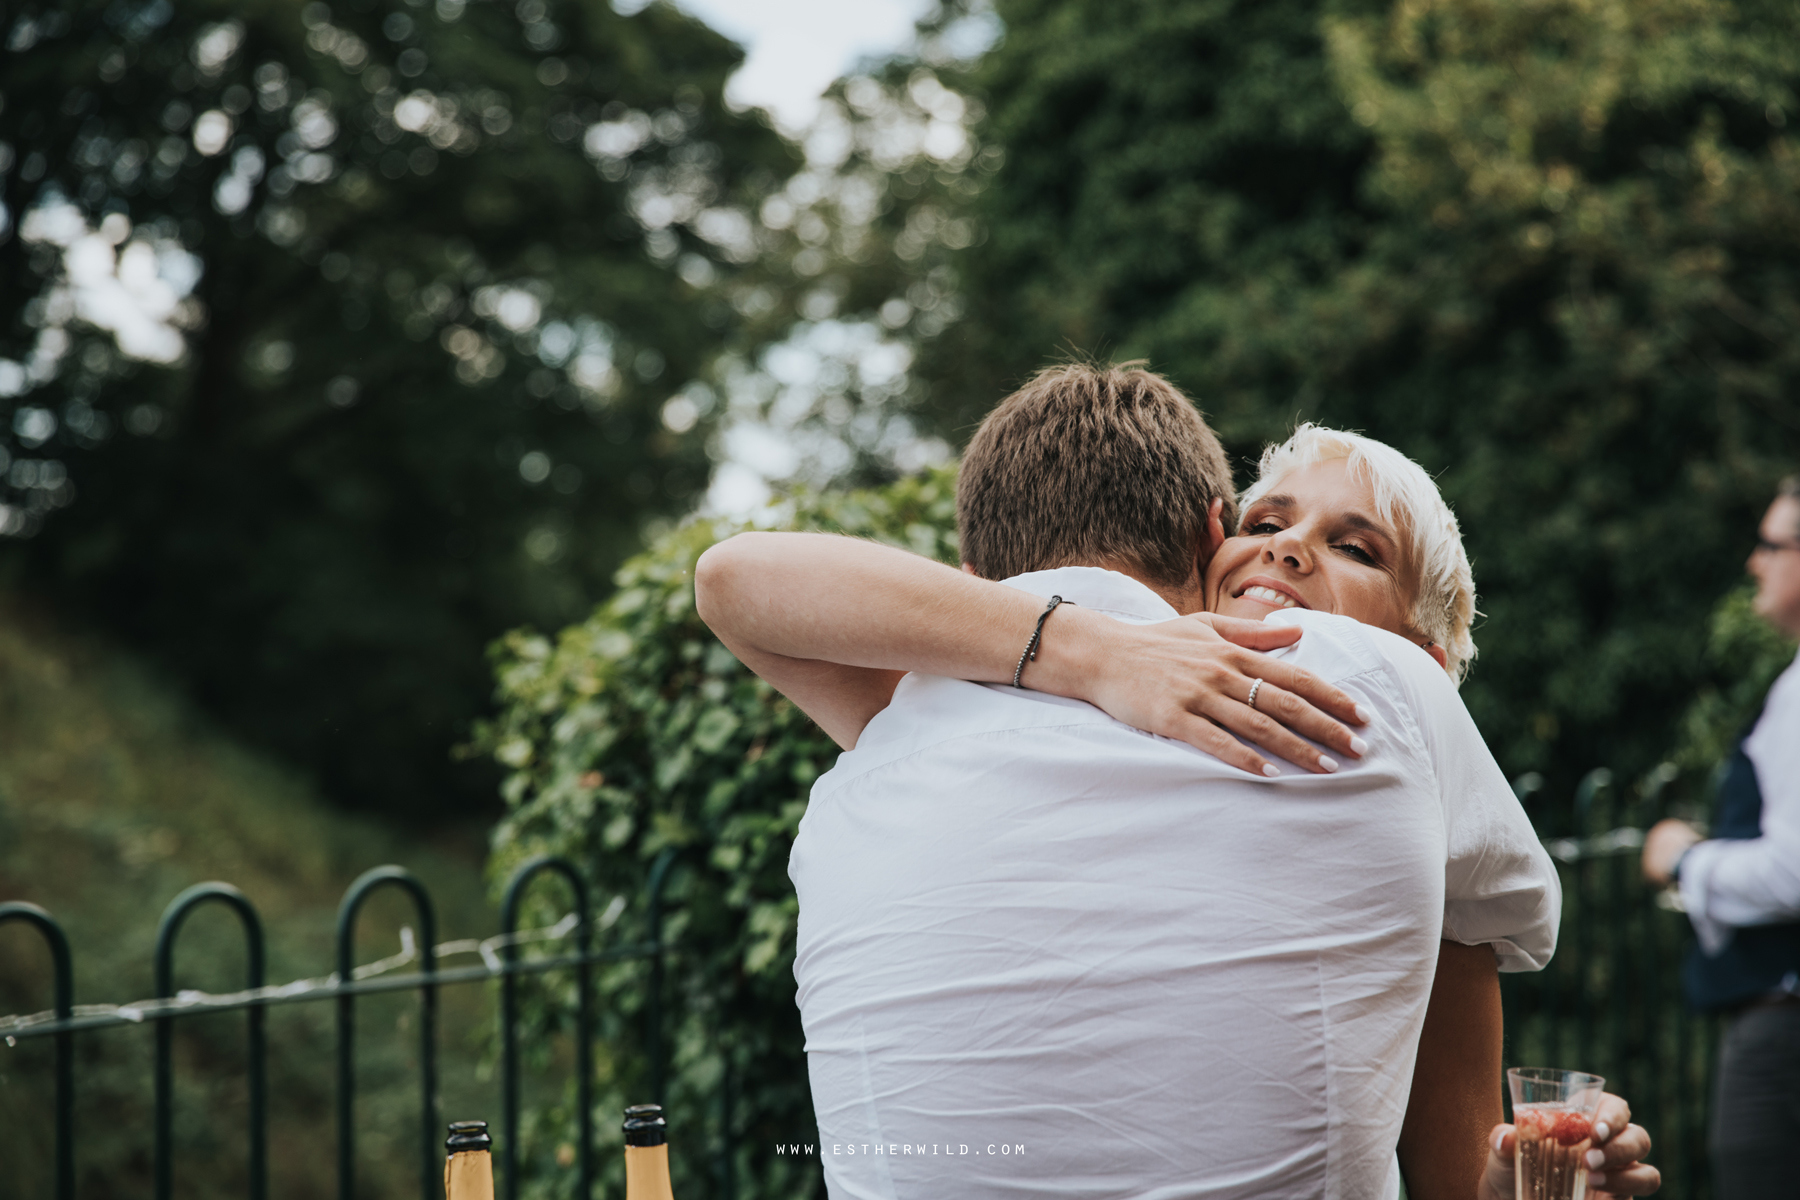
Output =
[{"x1": 1206, "y1": 458, "x2": 1422, "y2": 642}]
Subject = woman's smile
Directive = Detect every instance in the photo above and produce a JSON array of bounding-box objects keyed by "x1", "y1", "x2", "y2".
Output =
[{"x1": 1232, "y1": 577, "x2": 1309, "y2": 610}]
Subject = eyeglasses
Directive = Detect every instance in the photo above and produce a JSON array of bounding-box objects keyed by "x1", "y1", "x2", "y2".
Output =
[{"x1": 1755, "y1": 535, "x2": 1800, "y2": 554}]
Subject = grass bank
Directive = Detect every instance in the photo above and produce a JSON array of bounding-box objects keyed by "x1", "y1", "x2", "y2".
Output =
[{"x1": 0, "y1": 596, "x2": 508, "y2": 1197}]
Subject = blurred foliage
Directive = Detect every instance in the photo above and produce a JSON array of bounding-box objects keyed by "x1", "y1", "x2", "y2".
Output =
[
  {"x1": 0, "y1": 0, "x2": 804, "y2": 817},
  {"x1": 479, "y1": 465, "x2": 958, "y2": 1199},
  {"x1": 1672, "y1": 583, "x2": 1796, "y2": 783},
  {"x1": 7, "y1": 0, "x2": 1790, "y2": 814},
  {"x1": 888, "y1": 0, "x2": 1800, "y2": 794},
  {"x1": 0, "y1": 592, "x2": 502, "y2": 1198},
  {"x1": 667, "y1": 42, "x2": 996, "y2": 499}
]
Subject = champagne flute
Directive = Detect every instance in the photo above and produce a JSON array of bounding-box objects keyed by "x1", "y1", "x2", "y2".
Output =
[{"x1": 1507, "y1": 1067, "x2": 1606, "y2": 1200}]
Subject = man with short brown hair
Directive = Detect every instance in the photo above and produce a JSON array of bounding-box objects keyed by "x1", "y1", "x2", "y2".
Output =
[{"x1": 956, "y1": 362, "x2": 1239, "y2": 587}]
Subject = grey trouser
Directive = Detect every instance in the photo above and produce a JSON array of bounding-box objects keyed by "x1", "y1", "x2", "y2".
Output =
[{"x1": 1711, "y1": 1000, "x2": 1800, "y2": 1200}]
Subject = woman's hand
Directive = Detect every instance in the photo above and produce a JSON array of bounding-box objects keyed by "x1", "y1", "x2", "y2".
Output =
[
  {"x1": 1479, "y1": 1093, "x2": 1659, "y2": 1199},
  {"x1": 1044, "y1": 608, "x2": 1371, "y2": 777}
]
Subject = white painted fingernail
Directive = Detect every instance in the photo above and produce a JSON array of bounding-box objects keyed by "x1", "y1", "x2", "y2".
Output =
[
  {"x1": 1262, "y1": 763, "x2": 1281, "y2": 777},
  {"x1": 1594, "y1": 1122, "x2": 1610, "y2": 1141},
  {"x1": 1586, "y1": 1149, "x2": 1605, "y2": 1169},
  {"x1": 1354, "y1": 704, "x2": 1373, "y2": 723},
  {"x1": 1492, "y1": 1128, "x2": 1507, "y2": 1154},
  {"x1": 1587, "y1": 1173, "x2": 1605, "y2": 1189},
  {"x1": 1349, "y1": 735, "x2": 1369, "y2": 755},
  {"x1": 1318, "y1": 754, "x2": 1340, "y2": 772}
]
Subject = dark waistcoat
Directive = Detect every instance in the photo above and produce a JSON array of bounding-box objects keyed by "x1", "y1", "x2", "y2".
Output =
[{"x1": 1683, "y1": 721, "x2": 1800, "y2": 1012}]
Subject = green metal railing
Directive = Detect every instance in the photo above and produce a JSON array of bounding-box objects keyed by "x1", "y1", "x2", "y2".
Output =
[
  {"x1": 498, "y1": 857, "x2": 594, "y2": 1200},
  {"x1": 0, "y1": 852, "x2": 678, "y2": 1200},
  {"x1": 2, "y1": 773, "x2": 1730, "y2": 1198},
  {"x1": 0, "y1": 901, "x2": 75, "y2": 1197},
  {"x1": 154, "y1": 882, "x2": 267, "y2": 1200}
]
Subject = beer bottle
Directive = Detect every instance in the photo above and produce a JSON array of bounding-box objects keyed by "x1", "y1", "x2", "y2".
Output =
[
  {"x1": 444, "y1": 1120, "x2": 495, "y2": 1200},
  {"x1": 623, "y1": 1104, "x2": 675, "y2": 1200}
]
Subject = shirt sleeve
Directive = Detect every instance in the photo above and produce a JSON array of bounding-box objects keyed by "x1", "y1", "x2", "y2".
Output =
[
  {"x1": 1383, "y1": 640, "x2": 1562, "y2": 972},
  {"x1": 1678, "y1": 658, "x2": 1800, "y2": 954}
]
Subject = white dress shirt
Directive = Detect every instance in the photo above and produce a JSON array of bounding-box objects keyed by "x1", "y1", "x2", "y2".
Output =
[
  {"x1": 789, "y1": 567, "x2": 1559, "y2": 1199},
  {"x1": 1680, "y1": 650, "x2": 1800, "y2": 956}
]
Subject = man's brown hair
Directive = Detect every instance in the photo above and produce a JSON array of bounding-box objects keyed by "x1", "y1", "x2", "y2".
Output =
[{"x1": 955, "y1": 362, "x2": 1238, "y2": 587}]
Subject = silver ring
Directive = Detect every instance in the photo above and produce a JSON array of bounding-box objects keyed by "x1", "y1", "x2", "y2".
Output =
[{"x1": 1246, "y1": 678, "x2": 1264, "y2": 710}]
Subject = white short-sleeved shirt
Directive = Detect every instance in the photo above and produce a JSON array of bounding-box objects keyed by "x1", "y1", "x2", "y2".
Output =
[{"x1": 790, "y1": 567, "x2": 1559, "y2": 1199}]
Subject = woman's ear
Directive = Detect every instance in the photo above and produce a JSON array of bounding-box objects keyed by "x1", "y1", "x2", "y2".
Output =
[
  {"x1": 961, "y1": 562, "x2": 976, "y2": 575},
  {"x1": 1423, "y1": 642, "x2": 1448, "y2": 670}
]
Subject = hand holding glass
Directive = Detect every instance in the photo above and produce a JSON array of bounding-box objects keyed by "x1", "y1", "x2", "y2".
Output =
[{"x1": 1508, "y1": 1067, "x2": 1606, "y2": 1200}]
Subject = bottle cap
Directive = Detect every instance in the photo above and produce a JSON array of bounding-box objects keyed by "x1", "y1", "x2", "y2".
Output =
[
  {"x1": 446, "y1": 1121, "x2": 492, "y2": 1153},
  {"x1": 622, "y1": 1104, "x2": 667, "y2": 1147}
]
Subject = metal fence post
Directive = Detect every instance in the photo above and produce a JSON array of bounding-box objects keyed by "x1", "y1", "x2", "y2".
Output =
[
  {"x1": 499, "y1": 856, "x2": 593, "y2": 1200},
  {"x1": 335, "y1": 866, "x2": 439, "y2": 1200},
  {"x1": 153, "y1": 883, "x2": 268, "y2": 1200},
  {"x1": 1573, "y1": 770, "x2": 1610, "y2": 1066},
  {"x1": 645, "y1": 849, "x2": 677, "y2": 1108},
  {"x1": 0, "y1": 902, "x2": 74, "y2": 1200},
  {"x1": 717, "y1": 1045, "x2": 736, "y2": 1200}
]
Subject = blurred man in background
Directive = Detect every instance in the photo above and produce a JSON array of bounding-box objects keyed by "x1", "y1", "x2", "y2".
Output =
[{"x1": 1644, "y1": 476, "x2": 1800, "y2": 1199}]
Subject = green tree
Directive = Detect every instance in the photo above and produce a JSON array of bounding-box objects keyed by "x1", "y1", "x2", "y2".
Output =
[
  {"x1": 1672, "y1": 583, "x2": 1796, "y2": 785},
  {"x1": 0, "y1": 0, "x2": 798, "y2": 816},
  {"x1": 677, "y1": 48, "x2": 999, "y2": 501},
  {"x1": 481, "y1": 466, "x2": 958, "y2": 1198},
  {"x1": 907, "y1": 0, "x2": 1800, "y2": 803}
]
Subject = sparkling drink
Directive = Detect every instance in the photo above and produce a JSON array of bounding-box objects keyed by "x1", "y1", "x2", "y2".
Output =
[
  {"x1": 1513, "y1": 1104, "x2": 1594, "y2": 1200},
  {"x1": 1508, "y1": 1068, "x2": 1605, "y2": 1200}
]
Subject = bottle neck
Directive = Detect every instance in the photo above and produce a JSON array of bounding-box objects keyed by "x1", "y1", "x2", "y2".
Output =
[
  {"x1": 444, "y1": 1150, "x2": 496, "y2": 1200},
  {"x1": 624, "y1": 1143, "x2": 674, "y2": 1200}
]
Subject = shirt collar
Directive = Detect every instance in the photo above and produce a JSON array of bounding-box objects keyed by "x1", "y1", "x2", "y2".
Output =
[{"x1": 1000, "y1": 566, "x2": 1181, "y2": 625}]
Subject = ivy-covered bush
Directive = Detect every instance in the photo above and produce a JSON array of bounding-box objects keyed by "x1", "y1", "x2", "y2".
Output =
[
  {"x1": 478, "y1": 466, "x2": 958, "y2": 1199},
  {"x1": 1672, "y1": 584, "x2": 1797, "y2": 785}
]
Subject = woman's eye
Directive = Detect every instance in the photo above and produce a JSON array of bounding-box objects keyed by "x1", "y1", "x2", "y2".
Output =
[
  {"x1": 1335, "y1": 543, "x2": 1376, "y2": 565},
  {"x1": 1243, "y1": 521, "x2": 1283, "y2": 535}
]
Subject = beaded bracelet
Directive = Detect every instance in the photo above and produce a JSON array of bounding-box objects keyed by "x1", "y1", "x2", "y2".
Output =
[{"x1": 1012, "y1": 595, "x2": 1073, "y2": 688}]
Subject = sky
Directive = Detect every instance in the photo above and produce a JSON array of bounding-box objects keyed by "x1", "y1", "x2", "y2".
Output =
[
  {"x1": 650, "y1": 0, "x2": 950, "y2": 515},
  {"x1": 668, "y1": 0, "x2": 937, "y2": 133}
]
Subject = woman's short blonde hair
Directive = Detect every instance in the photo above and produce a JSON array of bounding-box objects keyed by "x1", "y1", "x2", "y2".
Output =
[{"x1": 1239, "y1": 424, "x2": 1478, "y2": 683}]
